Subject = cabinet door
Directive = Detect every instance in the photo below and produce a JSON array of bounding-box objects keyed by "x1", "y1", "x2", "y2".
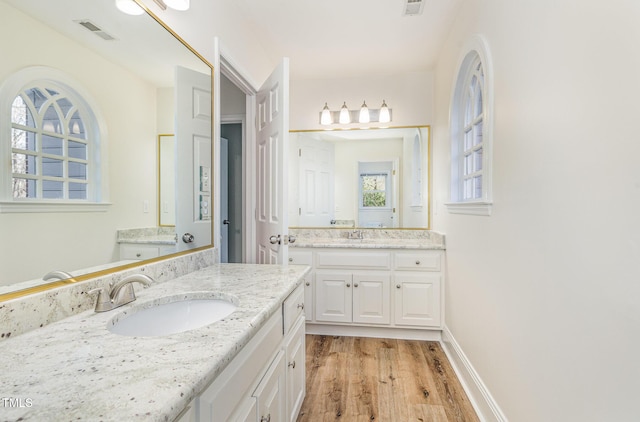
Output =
[
  {"x1": 394, "y1": 274, "x2": 441, "y2": 327},
  {"x1": 352, "y1": 272, "x2": 391, "y2": 325},
  {"x1": 254, "y1": 350, "x2": 285, "y2": 422},
  {"x1": 285, "y1": 317, "x2": 306, "y2": 422},
  {"x1": 315, "y1": 271, "x2": 352, "y2": 323},
  {"x1": 228, "y1": 397, "x2": 257, "y2": 422},
  {"x1": 303, "y1": 274, "x2": 313, "y2": 322}
]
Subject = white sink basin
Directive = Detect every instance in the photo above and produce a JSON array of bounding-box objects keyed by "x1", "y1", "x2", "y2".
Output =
[{"x1": 108, "y1": 294, "x2": 237, "y2": 337}]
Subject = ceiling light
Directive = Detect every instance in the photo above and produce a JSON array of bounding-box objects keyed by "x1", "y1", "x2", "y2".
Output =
[
  {"x1": 320, "y1": 103, "x2": 332, "y2": 125},
  {"x1": 115, "y1": 0, "x2": 144, "y2": 15},
  {"x1": 319, "y1": 100, "x2": 392, "y2": 127},
  {"x1": 379, "y1": 100, "x2": 391, "y2": 123}
]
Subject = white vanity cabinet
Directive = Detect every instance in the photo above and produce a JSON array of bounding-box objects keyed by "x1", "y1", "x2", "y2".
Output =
[
  {"x1": 119, "y1": 243, "x2": 176, "y2": 260},
  {"x1": 294, "y1": 247, "x2": 444, "y2": 336},
  {"x1": 288, "y1": 251, "x2": 313, "y2": 322},
  {"x1": 189, "y1": 284, "x2": 305, "y2": 422}
]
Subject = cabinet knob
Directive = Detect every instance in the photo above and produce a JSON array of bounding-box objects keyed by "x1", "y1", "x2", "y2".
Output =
[
  {"x1": 415, "y1": 260, "x2": 421, "y2": 265},
  {"x1": 354, "y1": 283, "x2": 359, "y2": 288},
  {"x1": 297, "y1": 303, "x2": 304, "y2": 310},
  {"x1": 305, "y1": 281, "x2": 310, "y2": 286},
  {"x1": 261, "y1": 415, "x2": 271, "y2": 422},
  {"x1": 288, "y1": 257, "x2": 293, "y2": 262},
  {"x1": 346, "y1": 283, "x2": 351, "y2": 287},
  {"x1": 136, "y1": 253, "x2": 141, "y2": 258},
  {"x1": 396, "y1": 284, "x2": 401, "y2": 289},
  {"x1": 288, "y1": 360, "x2": 296, "y2": 369}
]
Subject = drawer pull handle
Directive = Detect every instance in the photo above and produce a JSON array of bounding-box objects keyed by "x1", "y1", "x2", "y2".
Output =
[
  {"x1": 288, "y1": 257, "x2": 293, "y2": 262},
  {"x1": 416, "y1": 260, "x2": 421, "y2": 265},
  {"x1": 261, "y1": 415, "x2": 271, "y2": 422},
  {"x1": 305, "y1": 281, "x2": 310, "y2": 286},
  {"x1": 396, "y1": 284, "x2": 401, "y2": 289},
  {"x1": 288, "y1": 360, "x2": 296, "y2": 369},
  {"x1": 136, "y1": 253, "x2": 141, "y2": 258},
  {"x1": 346, "y1": 283, "x2": 351, "y2": 287},
  {"x1": 297, "y1": 303, "x2": 305, "y2": 310}
]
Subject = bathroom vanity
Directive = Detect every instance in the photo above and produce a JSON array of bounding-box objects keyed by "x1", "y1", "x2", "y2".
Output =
[
  {"x1": 290, "y1": 228, "x2": 445, "y2": 340},
  {"x1": 0, "y1": 263, "x2": 309, "y2": 422}
]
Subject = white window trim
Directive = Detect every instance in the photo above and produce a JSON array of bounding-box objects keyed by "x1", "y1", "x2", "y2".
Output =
[
  {"x1": 0, "y1": 66, "x2": 110, "y2": 213},
  {"x1": 446, "y1": 34, "x2": 494, "y2": 216}
]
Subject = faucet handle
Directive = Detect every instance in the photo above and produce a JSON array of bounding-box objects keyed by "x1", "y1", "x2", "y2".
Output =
[{"x1": 88, "y1": 287, "x2": 113, "y2": 312}]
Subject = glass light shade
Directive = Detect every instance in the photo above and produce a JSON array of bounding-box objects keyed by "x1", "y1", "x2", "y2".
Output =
[
  {"x1": 116, "y1": 0, "x2": 145, "y2": 15},
  {"x1": 359, "y1": 101, "x2": 370, "y2": 123},
  {"x1": 339, "y1": 102, "x2": 351, "y2": 124},
  {"x1": 320, "y1": 103, "x2": 332, "y2": 125},
  {"x1": 379, "y1": 100, "x2": 391, "y2": 123},
  {"x1": 164, "y1": 0, "x2": 190, "y2": 10}
]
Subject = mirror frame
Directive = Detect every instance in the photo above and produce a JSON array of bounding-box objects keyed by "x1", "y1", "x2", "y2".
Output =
[
  {"x1": 288, "y1": 125, "x2": 431, "y2": 231},
  {"x1": 0, "y1": 0, "x2": 215, "y2": 303}
]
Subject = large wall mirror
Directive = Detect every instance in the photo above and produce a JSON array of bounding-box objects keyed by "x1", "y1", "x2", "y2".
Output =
[
  {"x1": 289, "y1": 127, "x2": 430, "y2": 229},
  {"x1": 0, "y1": 0, "x2": 213, "y2": 298}
]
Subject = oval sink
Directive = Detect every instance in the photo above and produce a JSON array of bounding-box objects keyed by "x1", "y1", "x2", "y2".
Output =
[{"x1": 108, "y1": 295, "x2": 237, "y2": 337}]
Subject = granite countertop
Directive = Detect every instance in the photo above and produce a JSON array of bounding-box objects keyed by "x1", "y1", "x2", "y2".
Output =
[
  {"x1": 0, "y1": 263, "x2": 309, "y2": 421},
  {"x1": 291, "y1": 237, "x2": 445, "y2": 250}
]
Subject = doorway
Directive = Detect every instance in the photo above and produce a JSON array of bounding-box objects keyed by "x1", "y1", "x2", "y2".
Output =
[{"x1": 220, "y1": 123, "x2": 243, "y2": 262}]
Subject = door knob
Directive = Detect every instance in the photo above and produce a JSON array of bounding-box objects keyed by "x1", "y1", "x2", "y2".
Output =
[
  {"x1": 182, "y1": 233, "x2": 194, "y2": 243},
  {"x1": 223, "y1": 219, "x2": 230, "y2": 225},
  {"x1": 288, "y1": 234, "x2": 297, "y2": 244},
  {"x1": 269, "y1": 235, "x2": 281, "y2": 245}
]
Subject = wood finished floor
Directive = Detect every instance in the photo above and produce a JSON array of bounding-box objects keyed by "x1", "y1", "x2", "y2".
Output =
[{"x1": 297, "y1": 335, "x2": 480, "y2": 422}]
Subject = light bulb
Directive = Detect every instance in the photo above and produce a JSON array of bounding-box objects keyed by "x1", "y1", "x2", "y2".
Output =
[
  {"x1": 359, "y1": 101, "x2": 370, "y2": 124},
  {"x1": 339, "y1": 102, "x2": 351, "y2": 124},
  {"x1": 379, "y1": 100, "x2": 391, "y2": 123},
  {"x1": 320, "y1": 103, "x2": 332, "y2": 125},
  {"x1": 165, "y1": 0, "x2": 190, "y2": 11}
]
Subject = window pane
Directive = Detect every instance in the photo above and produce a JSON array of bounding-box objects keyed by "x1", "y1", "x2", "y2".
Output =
[
  {"x1": 68, "y1": 162, "x2": 87, "y2": 180},
  {"x1": 363, "y1": 191, "x2": 386, "y2": 207},
  {"x1": 464, "y1": 128, "x2": 473, "y2": 150},
  {"x1": 42, "y1": 157, "x2": 63, "y2": 177},
  {"x1": 475, "y1": 85, "x2": 483, "y2": 117},
  {"x1": 68, "y1": 140, "x2": 87, "y2": 159},
  {"x1": 42, "y1": 104, "x2": 63, "y2": 134},
  {"x1": 68, "y1": 111, "x2": 86, "y2": 139},
  {"x1": 42, "y1": 180, "x2": 64, "y2": 199},
  {"x1": 11, "y1": 128, "x2": 36, "y2": 151},
  {"x1": 11, "y1": 95, "x2": 36, "y2": 128},
  {"x1": 474, "y1": 121, "x2": 484, "y2": 146},
  {"x1": 362, "y1": 175, "x2": 386, "y2": 191},
  {"x1": 464, "y1": 153, "x2": 473, "y2": 175},
  {"x1": 42, "y1": 135, "x2": 63, "y2": 156},
  {"x1": 474, "y1": 175, "x2": 483, "y2": 199},
  {"x1": 12, "y1": 153, "x2": 37, "y2": 175},
  {"x1": 56, "y1": 97, "x2": 73, "y2": 117},
  {"x1": 474, "y1": 148, "x2": 483, "y2": 171},
  {"x1": 24, "y1": 87, "x2": 47, "y2": 111},
  {"x1": 69, "y1": 182, "x2": 87, "y2": 199},
  {"x1": 464, "y1": 178, "x2": 473, "y2": 200},
  {"x1": 12, "y1": 178, "x2": 36, "y2": 198}
]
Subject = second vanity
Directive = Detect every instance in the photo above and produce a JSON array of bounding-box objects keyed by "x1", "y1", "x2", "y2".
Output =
[{"x1": 0, "y1": 263, "x2": 309, "y2": 422}]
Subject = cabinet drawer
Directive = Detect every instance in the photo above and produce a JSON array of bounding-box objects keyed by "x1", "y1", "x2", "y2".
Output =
[
  {"x1": 288, "y1": 250, "x2": 312, "y2": 265},
  {"x1": 283, "y1": 285, "x2": 305, "y2": 335},
  {"x1": 119, "y1": 244, "x2": 160, "y2": 260},
  {"x1": 394, "y1": 251, "x2": 441, "y2": 271},
  {"x1": 316, "y1": 251, "x2": 391, "y2": 269}
]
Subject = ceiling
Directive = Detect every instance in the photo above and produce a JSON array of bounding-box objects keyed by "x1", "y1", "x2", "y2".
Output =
[{"x1": 235, "y1": 0, "x2": 464, "y2": 80}]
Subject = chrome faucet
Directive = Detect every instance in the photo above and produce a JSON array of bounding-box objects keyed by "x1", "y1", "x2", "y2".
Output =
[
  {"x1": 89, "y1": 274, "x2": 153, "y2": 312},
  {"x1": 42, "y1": 270, "x2": 74, "y2": 281}
]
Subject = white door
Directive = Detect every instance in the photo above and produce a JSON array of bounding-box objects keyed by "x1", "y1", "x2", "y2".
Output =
[
  {"x1": 255, "y1": 59, "x2": 290, "y2": 264},
  {"x1": 298, "y1": 137, "x2": 334, "y2": 226},
  {"x1": 175, "y1": 66, "x2": 212, "y2": 252},
  {"x1": 220, "y1": 137, "x2": 229, "y2": 262}
]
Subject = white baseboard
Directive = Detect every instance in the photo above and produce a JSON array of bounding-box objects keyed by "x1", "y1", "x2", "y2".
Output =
[
  {"x1": 306, "y1": 323, "x2": 442, "y2": 341},
  {"x1": 441, "y1": 325, "x2": 508, "y2": 422}
]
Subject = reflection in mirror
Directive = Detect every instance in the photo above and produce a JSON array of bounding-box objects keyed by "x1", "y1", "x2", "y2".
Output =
[
  {"x1": 289, "y1": 127, "x2": 430, "y2": 229},
  {"x1": 0, "y1": 0, "x2": 212, "y2": 298},
  {"x1": 158, "y1": 134, "x2": 176, "y2": 227}
]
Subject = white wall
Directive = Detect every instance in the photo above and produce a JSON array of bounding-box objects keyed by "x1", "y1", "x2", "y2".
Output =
[
  {"x1": 432, "y1": 1, "x2": 640, "y2": 421},
  {"x1": 0, "y1": 3, "x2": 158, "y2": 284},
  {"x1": 290, "y1": 72, "x2": 434, "y2": 130}
]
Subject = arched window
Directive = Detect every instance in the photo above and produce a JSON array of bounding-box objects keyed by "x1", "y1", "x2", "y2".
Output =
[
  {"x1": 1, "y1": 67, "x2": 107, "y2": 212},
  {"x1": 447, "y1": 35, "x2": 493, "y2": 216}
]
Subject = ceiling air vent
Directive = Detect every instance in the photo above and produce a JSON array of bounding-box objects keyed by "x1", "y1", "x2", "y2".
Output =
[
  {"x1": 74, "y1": 20, "x2": 117, "y2": 41},
  {"x1": 403, "y1": 0, "x2": 425, "y2": 16}
]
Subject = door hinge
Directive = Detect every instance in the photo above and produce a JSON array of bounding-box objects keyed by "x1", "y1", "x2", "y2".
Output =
[
  {"x1": 298, "y1": 207, "x2": 301, "y2": 215},
  {"x1": 299, "y1": 148, "x2": 301, "y2": 157},
  {"x1": 392, "y1": 169, "x2": 396, "y2": 175}
]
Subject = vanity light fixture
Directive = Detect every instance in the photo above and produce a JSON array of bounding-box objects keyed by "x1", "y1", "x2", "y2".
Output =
[
  {"x1": 115, "y1": 0, "x2": 144, "y2": 15},
  {"x1": 319, "y1": 100, "x2": 392, "y2": 126}
]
